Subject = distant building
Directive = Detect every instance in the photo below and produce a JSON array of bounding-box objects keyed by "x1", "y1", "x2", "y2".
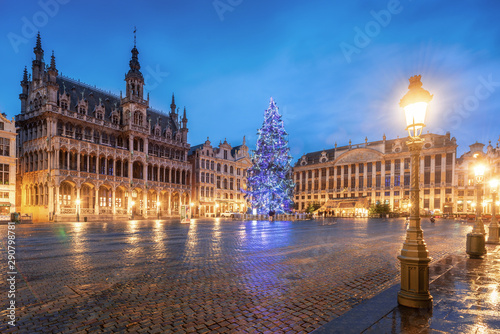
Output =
[
  {"x1": 0, "y1": 113, "x2": 16, "y2": 221},
  {"x1": 15, "y1": 34, "x2": 191, "y2": 222},
  {"x1": 188, "y1": 137, "x2": 251, "y2": 217},
  {"x1": 455, "y1": 140, "x2": 500, "y2": 215},
  {"x1": 292, "y1": 133, "x2": 457, "y2": 216}
]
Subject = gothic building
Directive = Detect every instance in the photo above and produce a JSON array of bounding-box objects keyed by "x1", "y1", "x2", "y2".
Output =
[
  {"x1": 188, "y1": 137, "x2": 251, "y2": 217},
  {"x1": 293, "y1": 132, "x2": 457, "y2": 216},
  {"x1": 16, "y1": 34, "x2": 191, "y2": 222}
]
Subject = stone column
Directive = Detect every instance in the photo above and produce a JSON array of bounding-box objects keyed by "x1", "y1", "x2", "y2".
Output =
[
  {"x1": 77, "y1": 151, "x2": 81, "y2": 173},
  {"x1": 157, "y1": 192, "x2": 160, "y2": 218},
  {"x1": 94, "y1": 187, "x2": 99, "y2": 215},
  {"x1": 128, "y1": 190, "x2": 133, "y2": 216},
  {"x1": 112, "y1": 189, "x2": 116, "y2": 215},
  {"x1": 48, "y1": 186, "x2": 54, "y2": 219},
  {"x1": 168, "y1": 192, "x2": 172, "y2": 216},
  {"x1": 55, "y1": 185, "x2": 61, "y2": 215},
  {"x1": 143, "y1": 191, "x2": 148, "y2": 218}
]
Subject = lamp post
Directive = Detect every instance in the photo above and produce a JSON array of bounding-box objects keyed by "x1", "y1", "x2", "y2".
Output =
[
  {"x1": 466, "y1": 161, "x2": 487, "y2": 257},
  {"x1": 131, "y1": 200, "x2": 135, "y2": 220},
  {"x1": 397, "y1": 75, "x2": 433, "y2": 309},
  {"x1": 76, "y1": 199, "x2": 80, "y2": 222},
  {"x1": 157, "y1": 201, "x2": 161, "y2": 220},
  {"x1": 487, "y1": 178, "x2": 499, "y2": 244}
]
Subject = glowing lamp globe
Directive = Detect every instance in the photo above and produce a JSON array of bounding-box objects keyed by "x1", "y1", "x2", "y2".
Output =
[
  {"x1": 399, "y1": 75, "x2": 433, "y2": 139},
  {"x1": 474, "y1": 163, "x2": 485, "y2": 183}
]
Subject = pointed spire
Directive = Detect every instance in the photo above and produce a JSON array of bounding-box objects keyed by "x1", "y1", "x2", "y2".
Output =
[
  {"x1": 243, "y1": 135, "x2": 246, "y2": 145},
  {"x1": 133, "y1": 26, "x2": 137, "y2": 47},
  {"x1": 49, "y1": 50, "x2": 56, "y2": 70},
  {"x1": 182, "y1": 107, "x2": 187, "y2": 120},
  {"x1": 126, "y1": 28, "x2": 143, "y2": 80},
  {"x1": 22, "y1": 67, "x2": 29, "y2": 83},
  {"x1": 170, "y1": 93, "x2": 176, "y2": 114},
  {"x1": 34, "y1": 31, "x2": 43, "y2": 54}
]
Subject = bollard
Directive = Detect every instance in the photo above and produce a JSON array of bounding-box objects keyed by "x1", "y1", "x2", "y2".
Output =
[{"x1": 466, "y1": 232, "x2": 486, "y2": 258}]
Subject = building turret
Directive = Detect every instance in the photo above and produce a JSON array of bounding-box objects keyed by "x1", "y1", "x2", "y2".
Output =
[
  {"x1": 32, "y1": 32, "x2": 45, "y2": 83},
  {"x1": 125, "y1": 30, "x2": 144, "y2": 101},
  {"x1": 170, "y1": 93, "x2": 177, "y2": 115},
  {"x1": 46, "y1": 51, "x2": 59, "y2": 104},
  {"x1": 19, "y1": 67, "x2": 29, "y2": 113},
  {"x1": 180, "y1": 107, "x2": 188, "y2": 143}
]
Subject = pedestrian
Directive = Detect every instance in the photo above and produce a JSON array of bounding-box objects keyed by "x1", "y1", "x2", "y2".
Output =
[{"x1": 268, "y1": 210, "x2": 275, "y2": 222}]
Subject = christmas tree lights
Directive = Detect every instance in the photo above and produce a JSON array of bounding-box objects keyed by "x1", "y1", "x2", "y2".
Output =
[{"x1": 245, "y1": 98, "x2": 294, "y2": 214}]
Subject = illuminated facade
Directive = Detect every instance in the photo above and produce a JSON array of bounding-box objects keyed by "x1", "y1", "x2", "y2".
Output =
[
  {"x1": 188, "y1": 137, "x2": 251, "y2": 217},
  {"x1": 293, "y1": 133, "x2": 457, "y2": 216},
  {"x1": 455, "y1": 140, "x2": 500, "y2": 215},
  {"x1": 0, "y1": 113, "x2": 17, "y2": 221},
  {"x1": 16, "y1": 34, "x2": 191, "y2": 222}
]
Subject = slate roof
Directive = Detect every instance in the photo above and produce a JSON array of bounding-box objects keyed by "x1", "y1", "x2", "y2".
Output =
[{"x1": 56, "y1": 76, "x2": 179, "y2": 134}]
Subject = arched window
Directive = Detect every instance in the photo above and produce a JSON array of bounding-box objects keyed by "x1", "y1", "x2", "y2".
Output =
[
  {"x1": 217, "y1": 163, "x2": 221, "y2": 172},
  {"x1": 133, "y1": 161, "x2": 143, "y2": 179},
  {"x1": 230, "y1": 166, "x2": 234, "y2": 174},
  {"x1": 60, "y1": 182, "x2": 73, "y2": 207},
  {"x1": 224, "y1": 165, "x2": 228, "y2": 173},
  {"x1": 133, "y1": 111, "x2": 143, "y2": 125}
]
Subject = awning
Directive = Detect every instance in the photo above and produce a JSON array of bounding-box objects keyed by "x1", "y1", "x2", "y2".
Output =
[
  {"x1": 318, "y1": 197, "x2": 369, "y2": 211},
  {"x1": 0, "y1": 202, "x2": 11, "y2": 207}
]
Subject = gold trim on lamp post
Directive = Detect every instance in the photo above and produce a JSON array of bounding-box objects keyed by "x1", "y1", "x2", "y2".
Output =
[
  {"x1": 487, "y1": 178, "x2": 499, "y2": 244},
  {"x1": 397, "y1": 75, "x2": 433, "y2": 309}
]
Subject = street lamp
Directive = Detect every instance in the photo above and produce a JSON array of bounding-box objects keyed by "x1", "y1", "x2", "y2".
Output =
[
  {"x1": 397, "y1": 75, "x2": 433, "y2": 309},
  {"x1": 157, "y1": 201, "x2": 161, "y2": 220},
  {"x1": 76, "y1": 199, "x2": 80, "y2": 222},
  {"x1": 487, "y1": 178, "x2": 499, "y2": 244},
  {"x1": 466, "y1": 161, "x2": 487, "y2": 257}
]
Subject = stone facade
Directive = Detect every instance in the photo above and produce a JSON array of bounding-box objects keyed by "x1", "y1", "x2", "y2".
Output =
[
  {"x1": 455, "y1": 140, "x2": 500, "y2": 215},
  {"x1": 0, "y1": 113, "x2": 17, "y2": 221},
  {"x1": 188, "y1": 137, "x2": 251, "y2": 217},
  {"x1": 16, "y1": 34, "x2": 191, "y2": 222},
  {"x1": 293, "y1": 133, "x2": 458, "y2": 215}
]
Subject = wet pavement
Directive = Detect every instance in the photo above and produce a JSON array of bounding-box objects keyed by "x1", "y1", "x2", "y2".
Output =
[{"x1": 0, "y1": 218, "x2": 481, "y2": 333}]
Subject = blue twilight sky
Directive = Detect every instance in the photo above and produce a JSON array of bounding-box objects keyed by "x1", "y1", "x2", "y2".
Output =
[{"x1": 1, "y1": 0, "x2": 500, "y2": 158}]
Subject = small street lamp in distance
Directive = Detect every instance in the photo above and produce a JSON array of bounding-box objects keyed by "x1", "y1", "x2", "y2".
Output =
[
  {"x1": 487, "y1": 178, "x2": 499, "y2": 244},
  {"x1": 157, "y1": 201, "x2": 161, "y2": 220},
  {"x1": 397, "y1": 75, "x2": 433, "y2": 309},
  {"x1": 466, "y1": 160, "x2": 487, "y2": 258}
]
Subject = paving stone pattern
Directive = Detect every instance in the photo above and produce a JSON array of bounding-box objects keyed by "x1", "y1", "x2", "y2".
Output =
[{"x1": 0, "y1": 218, "x2": 470, "y2": 333}]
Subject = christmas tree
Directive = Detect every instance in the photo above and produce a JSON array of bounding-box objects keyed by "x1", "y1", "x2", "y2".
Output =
[{"x1": 245, "y1": 98, "x2": 294, "y2": 214}]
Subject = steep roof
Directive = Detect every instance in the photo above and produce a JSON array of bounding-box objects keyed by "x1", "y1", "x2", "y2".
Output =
[{"x1": 57, "y1": 76, "x2": 179, "y2": 133}]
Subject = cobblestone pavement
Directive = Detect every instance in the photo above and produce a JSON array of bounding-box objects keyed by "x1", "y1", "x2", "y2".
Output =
[
  {"x1": 363, "y1": 244, "x2": 500, "y2": 334},
  {"x1": 0, "y1": 218, "x2": 471, "y2": 333}
]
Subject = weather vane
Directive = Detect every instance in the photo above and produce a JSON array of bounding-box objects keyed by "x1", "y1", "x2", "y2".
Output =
[{"x1": 134, "y1": 26, "x2": 137, "y2": 47}]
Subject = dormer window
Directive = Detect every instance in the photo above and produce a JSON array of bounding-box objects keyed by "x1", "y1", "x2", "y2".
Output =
[
  {"x1": 79, "y1": 105, "x2": 86, "y2": 114},
  {"x1": 61, "y1": 101, "x2": 68, "y2": 110},
  {"x1": 112, "y1": 115, "x2": 119, "y2": 124},
  {"x1": 96, "y1": 111, "x2": 104, "y2": 120}
]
